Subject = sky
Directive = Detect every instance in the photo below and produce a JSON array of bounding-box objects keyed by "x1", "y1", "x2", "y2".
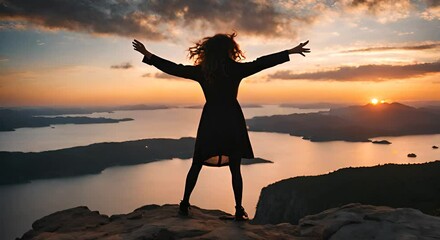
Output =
[{"x1": 0, "y1": 0, "x2": 439, "y2": 107}]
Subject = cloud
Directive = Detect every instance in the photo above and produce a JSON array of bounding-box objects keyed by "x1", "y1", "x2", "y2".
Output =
[
  {"x1": 0, "y1": 0, "x2": 305, "y2": 40},
  {"x1": 141, "y1": 72, "x2": 185, "y2": 80},
  {"x1": 1, "y1": 0, "x2": 435, "y2": 40},
  {"x1": 268, "y1": 61, "x2": 440, "y2": 82},
  {"x1": 153, "y1": 72, "x2": 181, "y2": 80},
  {"x1": 0, "y1": 0, "x2": 167, "y2": 40},
  {"x1": 340, "y1": 42, "x2": 440, "y2": 53},
  {"x1": 343, "y1": 0, "x2": 413, "y2": 22},
  {"x1": 110, "y1": 62, "x2": 133, "y2": 69},
  {"x1": 0, "y1": 54, "x2": 9, "y2": 62},
  {"x1": 421, "y1": 0, "x2": 440, "y2": 20},
  {"x1": 153, "y1": 73, "x2": 177, "y2": 79}
]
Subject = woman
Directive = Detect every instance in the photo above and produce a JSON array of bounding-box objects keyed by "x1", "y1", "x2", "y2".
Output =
[{"x1": 132, "y1": 33, "x2": 310, "y2": 220}]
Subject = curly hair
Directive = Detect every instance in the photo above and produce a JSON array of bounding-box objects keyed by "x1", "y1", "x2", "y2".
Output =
[{"x1": 188, "y1": 32, "x2": 245, "y2": 83}]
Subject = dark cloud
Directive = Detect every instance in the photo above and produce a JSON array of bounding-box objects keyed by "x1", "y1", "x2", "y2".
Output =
[
  {"x1": 0, "y1": 0, "x2": 303, "y2": 40},
  {"x1": 110, "y1": 62, "x2": 132, "y2": 69},
  {"x1": 424, "y1": 0, "x2": 440, "y2": 7},
  {"x1": 268, "y1": 61, "x2": 440, "y2": 82},
  {"x1": 341, "y1": 43, "x2": 440, "y2": 53},
  {"x1": 0, "y1": 0, "x2": 166, "y2": 39},
  {"x1": 0, "y1": 0, "x2": 435, "y2": 40}
]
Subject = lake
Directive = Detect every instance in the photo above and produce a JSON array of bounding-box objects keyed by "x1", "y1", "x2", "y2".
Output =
[{"x1": 0, "y1": 105, "x2": 439, "y2": 239}]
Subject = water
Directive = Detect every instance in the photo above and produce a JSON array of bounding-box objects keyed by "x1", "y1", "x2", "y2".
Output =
[{"x1": 0, "y1": 105, "x2": 439, "y2": 239}]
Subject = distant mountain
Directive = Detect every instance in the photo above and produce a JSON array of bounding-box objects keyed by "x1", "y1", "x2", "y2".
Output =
[
  {"x1": 279, "y1": 102, "x2": 348, "y2": 109},
  {"x1": 247, "y1": 102, "x2": 440, "y2": 142},
  {"x1": 183, "y1": 103, "x2": 263, "y2": 109},
  {"x1": 330, "y1": 102, "x2": 440, "y2": 132},
  {"x1": 401, "y1": 100, "x2": 440, "y2": 108},
  {"x1": 0, "y1": 104, "x2": 171, "y2": 116},
  {"x1": 0, "y1": 109, "x2": 133, "y2": 131}
]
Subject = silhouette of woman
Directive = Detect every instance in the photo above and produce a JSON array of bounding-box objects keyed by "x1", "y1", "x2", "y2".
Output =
[{"x1": 133, "y1": 33, "x2": 310, "y2": 220}]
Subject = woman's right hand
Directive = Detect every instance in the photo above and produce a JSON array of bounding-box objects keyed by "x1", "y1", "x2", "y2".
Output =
[
  {"x1": 132, "y1": 39, "x2": 153, "y2": 59},
  {"x1": 288, "y1": 40, "x2": 310, "y2": 57}
]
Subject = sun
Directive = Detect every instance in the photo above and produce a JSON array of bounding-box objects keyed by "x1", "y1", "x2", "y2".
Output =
[{"x1": 371, "y1": 98, "x2": 379, "y2": 105}]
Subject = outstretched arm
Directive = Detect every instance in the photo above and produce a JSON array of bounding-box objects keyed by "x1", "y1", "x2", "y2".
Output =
[
  {"x1": 239, "y1": 40, "x2": 310, "y2": 78},
  {"x1": 132, "y1": 39, "x2": 199, "y2": 81}
]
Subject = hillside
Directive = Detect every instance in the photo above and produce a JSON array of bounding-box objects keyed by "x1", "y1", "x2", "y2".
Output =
[
  {"x1": 0, "y1": 137, "x2": 271, "y2": 185},
  {"x1": 253, "y1": 161, "x2": 440, "y2": 225},
  {"x1": 247, "y1": 102, "x2": 440, "y2": 142}
]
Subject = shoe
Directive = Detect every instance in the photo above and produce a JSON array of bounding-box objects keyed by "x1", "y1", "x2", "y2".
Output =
[
  {"x1": 178, "y1": 200, "x2": 191, "y2": 216},
  {"x1": 234, "y1": 206, "x2": 249, "y2": 221}
]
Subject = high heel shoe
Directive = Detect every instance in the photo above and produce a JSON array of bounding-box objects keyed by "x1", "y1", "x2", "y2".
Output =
[
  {"x1": 234, "y1": 206, "x2": 249, "y2": 221},
  {"x1": 178, "y1": 200, "x2": 191, "y2": 216}
]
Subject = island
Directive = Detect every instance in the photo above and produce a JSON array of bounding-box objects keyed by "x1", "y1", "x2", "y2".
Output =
[
  {"x1": 0, "y1": 137, "x2": 272, "y2": 185},
  {"x1": 0, "y1": 109, "x2": 133, "y2": 131},
  {"x1": 253, "y1": 161, "x2": 440, "y2": 225},
  {"x1": 372, "y1": 140, "x2": 392, "y2": 144},
  {"x1": 247, "y1": 102, "x2": 440, "y2": 142}
]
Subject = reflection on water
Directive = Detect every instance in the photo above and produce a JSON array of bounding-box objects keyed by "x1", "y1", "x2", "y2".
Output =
[{"x1": 0, "y1": 106, "x2": 439, "y2": 239}]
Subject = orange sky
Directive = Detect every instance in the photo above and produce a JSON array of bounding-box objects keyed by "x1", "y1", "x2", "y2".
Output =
[{"x1": 1, "y1": 0, "x2": 439, "y2": 107}]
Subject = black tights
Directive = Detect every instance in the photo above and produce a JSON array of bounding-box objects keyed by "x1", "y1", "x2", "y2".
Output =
[{"x1": 182, "y1": 157, "x2": 243, "y2": 207}]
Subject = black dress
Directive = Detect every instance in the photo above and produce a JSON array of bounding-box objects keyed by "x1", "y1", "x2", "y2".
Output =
[{"x1": 142, "y1": 50, "x2": 290, "y2": 167}]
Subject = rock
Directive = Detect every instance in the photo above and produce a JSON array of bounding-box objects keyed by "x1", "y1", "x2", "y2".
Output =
[
  {"x1": 408, "y1": 153, "x2": 417, "y2": 158},
  {"x1": 18, "y1": 204, "x2": 300, "y2": 240},
  {"x1": 18, "y1": 203, "x2": 440, "y2": 240},
  {"x1": 20, "y1": 206, "x2": 109, "y2": 239},
  {"x1": 297, "y1": 203, "x2": 440, "y2": 240},
  {"x1": 253, "y1": 161, "x2": 440, "y2": 225},
  {"x1": 371, "y1": 140, "x2": 391, "y2": 144},
  {"x1": 433, "y1": 145, "x2": 439, "y2": 149}
]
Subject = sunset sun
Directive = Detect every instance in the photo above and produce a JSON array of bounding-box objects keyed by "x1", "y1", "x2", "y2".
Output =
[{"x1": 371, "y1": 98, "x2": 379, "y2": 105}]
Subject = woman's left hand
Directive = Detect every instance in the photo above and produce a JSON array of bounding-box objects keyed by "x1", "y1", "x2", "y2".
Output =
[
  {"x1": 288, "y1": 40, "x2": 311, "y2": 57},
  {"x1": 132, "y1": 39, "x2": 153, "y2": 59}
]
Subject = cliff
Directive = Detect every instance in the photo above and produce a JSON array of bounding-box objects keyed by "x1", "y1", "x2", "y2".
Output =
[
  {"x1": 18, "y1": 203, "x2": 440, "y2": 240},
  {"x1": 253, "y1": 161, "x2": 440, "y2": 225}
]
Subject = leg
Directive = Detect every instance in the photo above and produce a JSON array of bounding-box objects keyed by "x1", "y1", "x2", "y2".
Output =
[
  {"x1": 182, "y1": 162, "x2": 203, "y2": 203},
  {"x1": 229, "y1": 157, "x2": 248, "y2": 220},
  {"x1": 228, "y1": 156, "x2": 243, "y2": 207}
]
